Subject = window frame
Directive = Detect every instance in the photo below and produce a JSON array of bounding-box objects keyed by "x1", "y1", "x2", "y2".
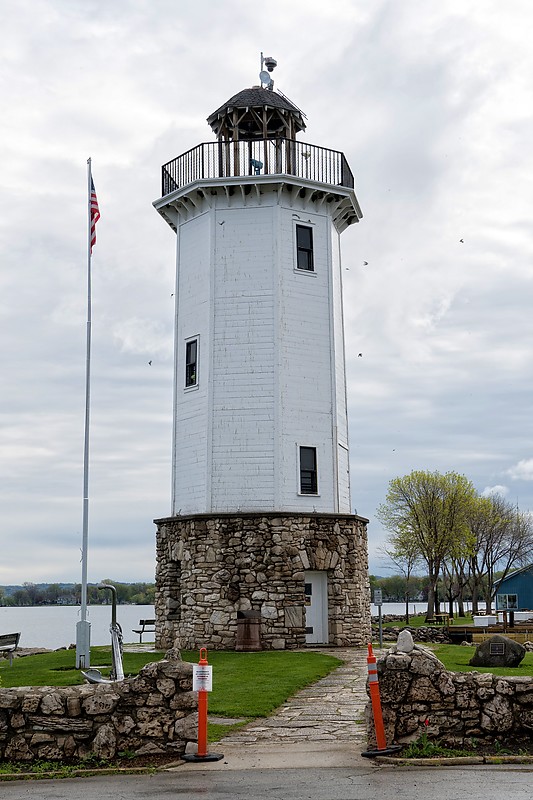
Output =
[
  {"x1": 497, "y1": 593, "x2": 518, "y2": 610},
  {"x1": 185, "y1": 337, "x2": 199, "y2": 389},
  {"x1": 299, "y1": 445, "x2": 318, "y2": 495},
  {"x1": 295, "y1": 224, "x2": 314, "y2": 273}
]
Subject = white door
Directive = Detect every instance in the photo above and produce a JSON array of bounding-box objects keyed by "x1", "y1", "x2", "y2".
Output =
[{"x1": 304, "y1": 571, "x2": 328, "y2": 644}]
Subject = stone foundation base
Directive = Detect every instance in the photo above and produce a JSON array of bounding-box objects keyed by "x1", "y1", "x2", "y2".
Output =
[{"x1": 154, "y1": 511, "x2": 371, "y2": 651}]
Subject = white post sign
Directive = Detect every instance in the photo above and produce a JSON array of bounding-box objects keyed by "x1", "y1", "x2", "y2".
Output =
[
  {"x1": 193, "y1": 664, "x2": 213, "y2": 692},
  {"x1": 374, "y1": 589, "x2": 383, "y2": 606}
]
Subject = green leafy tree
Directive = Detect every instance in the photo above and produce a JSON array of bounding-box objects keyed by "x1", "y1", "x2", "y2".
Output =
[{"x1": 377, "y1": 470, "x2": 477, "y2": 620}]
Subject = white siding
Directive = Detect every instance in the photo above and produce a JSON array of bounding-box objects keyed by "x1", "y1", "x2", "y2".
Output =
[
  {"x1": 331, "y1": 225, "x2": 351, "y2": 512},
  {"x1": 172, "y1": 213, "x2": 211, "y2": 513},
  {"x1": 210, "y1": 206, "x2": 275, "y2": 510},
  {"x1": 276, "y1": 208, "x2": 336, "y2": 511},
  {"x1": 169, "y1": 185, "x2": 353, "y2": 515}
]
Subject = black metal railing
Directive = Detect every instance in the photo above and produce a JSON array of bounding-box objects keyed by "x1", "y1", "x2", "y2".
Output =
[{"x1": 161, "y1": 138, "x2": 354, "y2": 196}]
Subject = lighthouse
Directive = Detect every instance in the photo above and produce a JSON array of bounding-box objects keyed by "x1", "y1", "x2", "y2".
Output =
[{"x1": 153, "y1": 59, "x2": 371, "y2": 650}]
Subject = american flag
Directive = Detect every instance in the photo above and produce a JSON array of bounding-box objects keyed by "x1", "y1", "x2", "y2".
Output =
[{"x1": 90, "y1": 178, "x2": 100, "y2": 253}]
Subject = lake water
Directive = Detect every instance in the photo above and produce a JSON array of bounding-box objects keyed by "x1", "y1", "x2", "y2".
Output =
[
  {"x1": 1, "y1": 601, "x2": 487, "y2": 650},
  {"x1": 371, "y1": 601, "x2": 485, "y2": 616},
  {"x1": 0, "y1": 605, "x2": 155, "y2": 650}
]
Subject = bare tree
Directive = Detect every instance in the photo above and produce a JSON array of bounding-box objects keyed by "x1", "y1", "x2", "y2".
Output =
[
  {"x1": 468, "y1": 495, "x2": 533, "y2": 612},
  {"x1": 380, "y1": 542, "x2": 421, "y2": 624}
]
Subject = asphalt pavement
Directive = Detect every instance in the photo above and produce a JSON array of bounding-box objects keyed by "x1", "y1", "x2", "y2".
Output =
[{"x1": 3, "y1": 765, "x2": 533, "y2": 800}]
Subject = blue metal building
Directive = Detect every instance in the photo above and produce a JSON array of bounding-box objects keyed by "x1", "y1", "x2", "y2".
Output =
[{"x1": 494, "y1": 565, "x2": 533, "y2": 610}]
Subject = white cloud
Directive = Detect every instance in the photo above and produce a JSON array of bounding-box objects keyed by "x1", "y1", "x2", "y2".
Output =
[
  {"x1": 481, "y1": 485, "x2": 510, "y2": 498},
  {"x1": 506, "y1": 460, "x2": 533, "y2": 482}
]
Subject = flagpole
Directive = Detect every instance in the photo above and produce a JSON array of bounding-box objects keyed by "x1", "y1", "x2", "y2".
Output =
[{"x1": 76, "y1": 158, "x2": 93, "y2": 669}]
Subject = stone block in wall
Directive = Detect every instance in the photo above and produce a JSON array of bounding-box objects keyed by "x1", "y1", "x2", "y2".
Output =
[
  {"x1": 27, "y1": 715, "x2": 93, "y2": 735},
  {"x1": 406, "y1": 677, "x2": 442, "y2": 703},
  {"x1": 92, "y1": 724, "x2": 117, "y2": 759},
  {"x1": 82, "y1": 692, "x2": 121, "y2": 716},
  {"x1": 174, "y1": 712, "x2": 198, "y2": 741},
  {"x1": 0, "y1": 691, "x2": 21, "y2": 710},
  {"x1": 284, "y1": 605, "x2": 304, "y2": 628},
  {"x1": 481, "y1": 694, "x2": 513, "y2": 732},
  {"x1": 40, "y1": 692, "x2": 65, "y2": 715},
  {"x1": 5, "y1": 735, "x2": 33, "y2": 761}
]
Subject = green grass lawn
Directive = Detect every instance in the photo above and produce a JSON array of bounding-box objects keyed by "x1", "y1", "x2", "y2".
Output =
[
  {"x1": 431, "y1": 643, "x2": 533, "y2": 676},
  {"x1": 0, "y1": 647, "x2": 165, "y2": 688},
  {"x1": 382, "y1": 613, "x2": 474, "y2": 629}
]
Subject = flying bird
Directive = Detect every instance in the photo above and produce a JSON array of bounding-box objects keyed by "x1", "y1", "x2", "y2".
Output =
[
  {"x1": 358, "y1": 353, "x2": 363, "y2": 357},
  {"x1": 459, "y1": 239, "x2": 464, "y2": 243},
  {"x1": 148, "y1": 360, "x2": 152, "y2": 366},
  {"x1": 363, "y1": 261, "x2": 369, "y2": 266}
]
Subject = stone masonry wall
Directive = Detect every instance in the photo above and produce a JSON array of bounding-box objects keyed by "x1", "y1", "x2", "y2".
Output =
[
  {"x1": 155, "y1": 512, "x2": 370, "y2": 651},
  {"x1": 0, "y1": 654, "x2": 197, "y2": 762},
  {"x1": 366, "y1": 641, "x2": 533, "y2": 749}
]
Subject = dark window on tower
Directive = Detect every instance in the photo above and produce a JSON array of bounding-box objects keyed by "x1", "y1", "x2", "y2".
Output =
[
  {"x1": 300, "y1": 446, "x2": 318, "y2": 494},
  {"x1": 296, "y1": 225, "x2": 314, "y2": 272},
  {"x1": 185, "y1": 339, "x2": 198, "y2": 388}
]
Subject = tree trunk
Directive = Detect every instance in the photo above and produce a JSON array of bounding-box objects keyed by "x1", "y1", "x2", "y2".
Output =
[
  {"x1": 471, "y1": 581, "x2": 479, "y2": 614},
  {"x1": 426, "y1": 583, "x2": 436, "y2": 620},
  {"x1": 404, "y1": 591, "x2": 410, "y2": 625},
  {"x1": 457, "y1": 582, "x2": 465, "y2": 617}
]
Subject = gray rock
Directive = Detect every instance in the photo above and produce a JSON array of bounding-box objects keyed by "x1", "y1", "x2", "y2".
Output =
[
  {"x1": 469, "y1": 635, "x2": 525, "y2": 668},
  {"x1": 397, "y1": 630, "x2": 414, "y2": 652},
  {"x1": 40, "y1": 692, "x2": 64, "y2": 715},
  {"x1": 82, "y1": 692, "x2": 121, "y2": 715},
  {"x1": 91, "y1": 723, "x2": 117, "y2": 759},
  {"x1": 174, "y1": 711, "x2": 198, "y2": 741}
]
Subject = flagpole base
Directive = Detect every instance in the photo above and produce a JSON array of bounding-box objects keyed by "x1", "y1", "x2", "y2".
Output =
[
  {"x1": 361, "y1": 745, "x2": 403, "y2": 758},
  {"x1": 182, "y1": 752, "x2": 224, "y2": 763}
]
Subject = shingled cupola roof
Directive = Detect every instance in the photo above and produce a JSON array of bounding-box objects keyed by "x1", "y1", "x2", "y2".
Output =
[{"x1": 207, "y1": 86, "x2": 306, "y2": 142}]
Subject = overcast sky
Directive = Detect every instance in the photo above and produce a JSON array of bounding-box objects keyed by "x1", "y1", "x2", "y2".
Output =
[{"x1": 1, "y1": 0, "x2": 532, "y2": 586}]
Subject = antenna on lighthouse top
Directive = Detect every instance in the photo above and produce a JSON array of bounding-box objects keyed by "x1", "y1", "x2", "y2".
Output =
[{"x1": 260, "y1": 52, "x2": 277, "y2": 90}]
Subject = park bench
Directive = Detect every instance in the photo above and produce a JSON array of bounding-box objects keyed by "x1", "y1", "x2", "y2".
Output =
[
  {"x1": 0, "y1": 632, "x2": 21, "y2": 666},
  {"x1": 132, "y1": 619, "x2": 155, "y2": 643}
]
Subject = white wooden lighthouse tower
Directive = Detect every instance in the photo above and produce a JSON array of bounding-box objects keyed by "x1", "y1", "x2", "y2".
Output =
[{"x1": 154, "y1": 59, "x2": 370, "y2": 651}]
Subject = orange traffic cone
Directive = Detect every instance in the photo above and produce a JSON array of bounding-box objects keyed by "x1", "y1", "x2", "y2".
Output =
[{"x1": 362, "y1": 643, "x2": 402, "y2": 758}]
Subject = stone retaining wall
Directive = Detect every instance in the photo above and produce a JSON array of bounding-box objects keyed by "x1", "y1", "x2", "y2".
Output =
[
  {"x1": 371, "y1": 623, "x2": 451, "y2": 644},
  {"x1": 0, "y1": 655, "x2": 197, "y2": 762},
  {"x1": 366, "y1": 641, "x2": 533, "y2": 749},
  {"x1": 155, "y1": 512, "x2": 370, "y2": 651}
]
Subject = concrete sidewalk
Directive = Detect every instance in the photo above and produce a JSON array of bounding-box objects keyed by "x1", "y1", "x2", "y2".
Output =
[{"x1": 175, "y1": 647, "x2": 372, "y2": 771}]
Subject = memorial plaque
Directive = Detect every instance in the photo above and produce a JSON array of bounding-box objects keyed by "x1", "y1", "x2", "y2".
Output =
[{"x1": 489, "y1": 642, "x2": 505, "y2": 655}]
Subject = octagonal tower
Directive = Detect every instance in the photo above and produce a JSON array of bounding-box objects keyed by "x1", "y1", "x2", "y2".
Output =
[{"x1": 153, "y1": 62, "x2": 370, "y2": 651}]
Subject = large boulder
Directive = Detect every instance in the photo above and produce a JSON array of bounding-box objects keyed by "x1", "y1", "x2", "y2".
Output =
[{"x1": 469, "y1": 634, "x2": 525, "y2": 668}]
